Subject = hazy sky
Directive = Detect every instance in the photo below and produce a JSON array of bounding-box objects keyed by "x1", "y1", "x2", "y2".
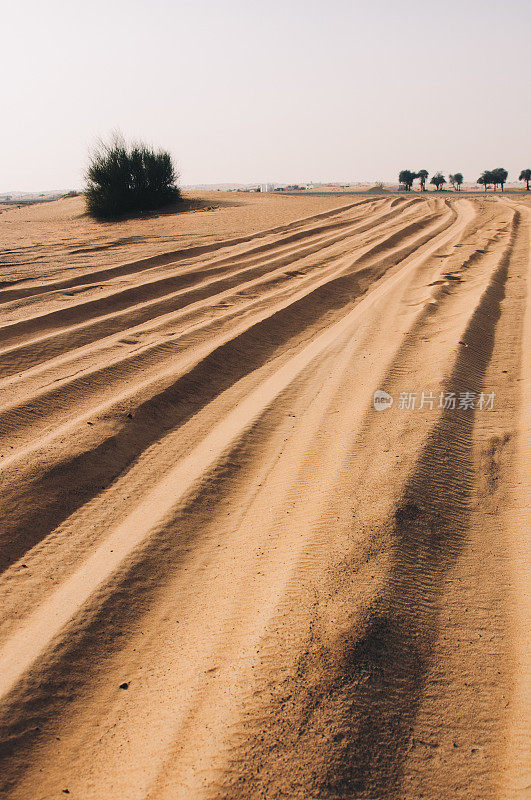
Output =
[{"x1": 2, "y1": 0, "x2": 530, "y2": 191}]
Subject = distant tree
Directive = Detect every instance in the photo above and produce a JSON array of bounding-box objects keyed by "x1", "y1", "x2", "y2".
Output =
[
  {"x1": 519, "y1": 169, "x2": 531, "y2": 191},
  {"x1": 477, "y1": 170, "x2": 493, "y2": 191},
  {"x1": 430, "y1": 172, "x2": 446, "y2": 191},
  {"x1": 491, "y1": 167, "x2": 508, "y2": 192},
  {"x1": 449, "y1": 173, "x2": 463, "y2": 191},
  {"x1": 398, "y1": 170, "x2": 416, "y2": 191},
  {"x1": 417, "y1": 169, "x2": 429, "y2": 191}
]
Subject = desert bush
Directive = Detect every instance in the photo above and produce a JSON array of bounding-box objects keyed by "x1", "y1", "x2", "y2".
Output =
[{"x1": 85, "y1": 136, "x2": 180, "y2": 219}]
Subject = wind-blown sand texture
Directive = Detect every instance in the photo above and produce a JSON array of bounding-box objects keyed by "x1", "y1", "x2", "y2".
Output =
[{"x1": 0, "y1": 192, "x2": 529, "y2": 799}]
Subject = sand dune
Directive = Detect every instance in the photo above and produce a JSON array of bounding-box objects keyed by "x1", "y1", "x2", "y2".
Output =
[{"x1": 0, "y1": 192, "x2": 528, "y2": 799}]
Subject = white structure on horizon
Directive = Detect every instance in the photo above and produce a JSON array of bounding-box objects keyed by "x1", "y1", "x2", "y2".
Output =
[{"x1": 260, "y1": 183, "x2": 275, "y2": 192}]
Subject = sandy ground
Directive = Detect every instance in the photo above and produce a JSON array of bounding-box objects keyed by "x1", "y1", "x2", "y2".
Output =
[{"x1": 0, "y1": 192, "x2": 529, "y2": 799}]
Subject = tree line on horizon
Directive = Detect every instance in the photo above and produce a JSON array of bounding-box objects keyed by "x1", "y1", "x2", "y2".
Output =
[
  {"x1": 399, "y1": 170, "x2": 463, "y2": 192},
  {"x1": 398, "y1": 168, "x2": 531, "y2": 192}
]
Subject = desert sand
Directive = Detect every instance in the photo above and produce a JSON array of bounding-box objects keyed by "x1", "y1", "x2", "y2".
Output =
[{"x1": 0, "y1": 191, "x2": 529, "y2": 799}]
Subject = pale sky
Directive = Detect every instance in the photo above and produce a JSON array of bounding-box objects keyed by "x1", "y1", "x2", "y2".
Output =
[{"x1": 2, "y1": 0, "x2": 530, "y2": 191}]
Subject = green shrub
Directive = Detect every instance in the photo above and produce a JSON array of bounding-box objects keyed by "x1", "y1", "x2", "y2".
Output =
[{"x1": 85, "y1": 136, "x2": 180, "y2": 220}]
